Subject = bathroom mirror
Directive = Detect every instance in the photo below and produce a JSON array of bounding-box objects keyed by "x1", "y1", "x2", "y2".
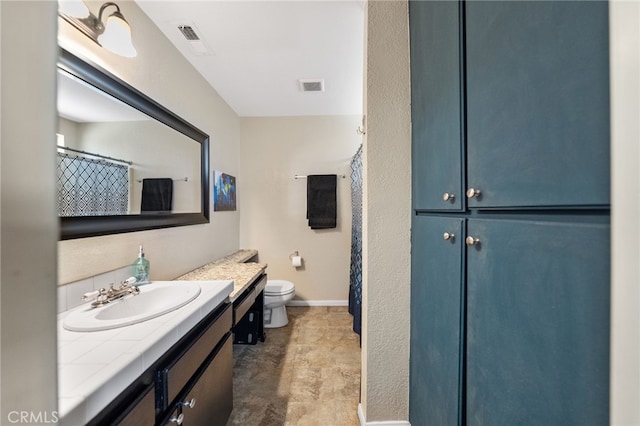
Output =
[{"x1": 57, "y1": 48, "x2": 210, "y2": 240}]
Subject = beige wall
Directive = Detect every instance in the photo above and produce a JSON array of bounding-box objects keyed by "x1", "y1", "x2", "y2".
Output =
[
  {"x1": 58, "y1": 117, "x2": 79, "y2": 148},
  {"x1": 1, "y1": 0, "x2": 58, "y2": 421},
  {"x1": 57, "y1": 0, "x2": 241, "y2": 284},
  {"x1": 610, "y1": 1, "x2": 640, "y2": 424},
  {"x1": 239, "y1": 116, "x2": 362, "y2": 302},
  {"x1": 361, "y1": 0, "x2": 411, "y2": 423}
]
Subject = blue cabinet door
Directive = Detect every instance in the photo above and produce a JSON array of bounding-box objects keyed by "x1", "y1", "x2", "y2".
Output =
[
  {"x1": 466, "y1": 219, "x2": 610, "y2": 425},
  {"x1": 410, "y1": 215, "x2": 465, "y2": 426},
  {"x1": 410, "y1": 1, "x2": 464, "y2": 211},
  {"x1": 465, "y1": 1, "x2": 610, "y2": 208}
]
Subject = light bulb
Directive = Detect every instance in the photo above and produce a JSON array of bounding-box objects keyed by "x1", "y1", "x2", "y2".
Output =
[{"x1": 98, "y1": 12, "x2": 137, "y2": 58}]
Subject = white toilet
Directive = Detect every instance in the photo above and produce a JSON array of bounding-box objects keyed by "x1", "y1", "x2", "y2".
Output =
[{"x1": 263, "y1": 280, "x2": 295, "y2": 328}]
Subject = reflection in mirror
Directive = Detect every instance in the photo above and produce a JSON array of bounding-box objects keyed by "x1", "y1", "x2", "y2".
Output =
[
  {"x1": 57, "y1": 69, "x2": 201, "y2": 215},
  {"x1": 57, "y1": 48, "x2": 209, "y2": 240}
]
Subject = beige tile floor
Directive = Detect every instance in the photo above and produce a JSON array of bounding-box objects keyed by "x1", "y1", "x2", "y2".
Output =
[{"x1": 226, "y1": 306, "x2": 361, "y2": 426}]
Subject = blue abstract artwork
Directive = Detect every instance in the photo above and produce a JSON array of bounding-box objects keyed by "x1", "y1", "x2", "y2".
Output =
[{"x1": 214, "y1": 171, "x2": 236, "y2": 211}]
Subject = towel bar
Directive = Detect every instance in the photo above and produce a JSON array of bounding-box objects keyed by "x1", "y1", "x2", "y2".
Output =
[
  {"x1": 136, "y1": 177, "x2": 188, "y2": 183},
  {"x1": 294, "y1": 174, "x2": 346, "y2": 179}
]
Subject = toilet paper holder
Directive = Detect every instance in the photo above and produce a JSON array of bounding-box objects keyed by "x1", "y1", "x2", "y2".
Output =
[{"x1": 289, "y1": 251, "x2": 303, "y2": 268}]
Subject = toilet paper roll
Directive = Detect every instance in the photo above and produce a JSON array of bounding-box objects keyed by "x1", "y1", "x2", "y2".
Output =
[{"x1": 291, "y1": 256, "x2": 303, "y2": 267}]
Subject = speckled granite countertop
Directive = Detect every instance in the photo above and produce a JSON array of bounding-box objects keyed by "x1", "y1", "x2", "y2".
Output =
[
  {"x1": 175, "y1": 249, "x2": 266, "y2": 301},
  {"x1": 212, "y1": 249, "x2": 258, "y2": 264}
]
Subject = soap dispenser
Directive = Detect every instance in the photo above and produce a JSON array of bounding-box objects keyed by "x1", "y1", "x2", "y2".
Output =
[{"x1": 132, "y1": 245, "x2": 150, "y2": 284}]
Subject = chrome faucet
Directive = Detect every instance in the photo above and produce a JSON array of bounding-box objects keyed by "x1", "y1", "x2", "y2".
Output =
[{"x1": 82, "y1": 277, "x2": 141, "y2": 308}]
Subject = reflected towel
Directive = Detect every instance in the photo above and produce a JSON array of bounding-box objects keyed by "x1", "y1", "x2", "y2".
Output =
[
  {"x1": 141, "y1": 178, "x2": 173, "y2": 213},
  {"x1": 306, "y1": 174, "x2": 337, "y2": 229}
]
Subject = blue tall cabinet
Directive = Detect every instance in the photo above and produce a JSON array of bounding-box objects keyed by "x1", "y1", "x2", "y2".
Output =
[{"x1": 409, "y1": 2, "x2": 610, "y2": 425}]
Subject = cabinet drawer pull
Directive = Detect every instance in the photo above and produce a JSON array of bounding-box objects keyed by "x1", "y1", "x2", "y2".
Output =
[
  {"x1": 442, "y1": 192, "x2": 455, "y2": 202},
  {"x1": 169, "y1": 413, "x2": 184, "y2": 425},
  {"x1": 466, "y1": 188, "x2": 481, "y2": 198},
  {"x1": 182, "y1": 398, "x2": 197, "y2": 409},
  {"x1": 466, "y1": 236, "x2": 480, "y2": 247},
  {"x1": 443, "y1": 232, "x2": 455, "y2": 241}
]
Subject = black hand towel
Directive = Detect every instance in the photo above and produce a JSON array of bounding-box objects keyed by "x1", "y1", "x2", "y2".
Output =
[
  {"x1": 141, "y1": 178, "x2": 173, "y2": 213},
  {"x1": 307, "y1": 174, "x2": 337, "y2": 229}
]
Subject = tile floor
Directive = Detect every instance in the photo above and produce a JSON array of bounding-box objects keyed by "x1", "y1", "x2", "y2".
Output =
[{"x1": 226, "y1": 306, "x2": 361, "y2": 426}]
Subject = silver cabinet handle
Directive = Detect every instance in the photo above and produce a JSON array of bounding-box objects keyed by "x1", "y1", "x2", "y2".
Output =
[
  {"x1": 169, "y1": 413, "x2": 184, "y2": 425},
  {"x1": 466, "y1": 236, "x2": 480, "y2": 247},
  {"x1": 182, "y1": 398, "x2": 197, "y2": 409},
  {"x1": 466, "y1": 188, "x2": 481, "y2": 198},
  {"x1": 443, "y1": 232, "x2": 455, "y2": 241},
  {"x1": 443, "y1": 192, "x2": 455, "y2": 202}
]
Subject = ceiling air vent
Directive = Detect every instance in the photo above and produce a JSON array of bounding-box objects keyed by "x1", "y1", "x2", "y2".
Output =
[
  {"x1": 176, "y1": 23, "x2": 213, "y2": 55},
  {"x1": 178, "y1": 25, "x2": 200, "y2": 41},
  {"x1": 299, "y1": 79, "x2": 325, "y2": 92}
]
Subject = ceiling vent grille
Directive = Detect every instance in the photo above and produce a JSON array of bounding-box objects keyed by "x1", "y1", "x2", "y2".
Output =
[
  {"x1": 299, "y1": 79, "x2": 325, "y2": 92},
  {"x1": 178, "y1": 25, "x2": 200, "y2": 41},
  {"x1": 176, "y1": 23, "x2": 213, "y2": 56}
]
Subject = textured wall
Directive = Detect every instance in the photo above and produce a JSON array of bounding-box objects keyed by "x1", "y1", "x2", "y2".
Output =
[
  {"x1": 239, "y1": 116, "x2": 362, "y2": 302},
  {"x1": 609, "y1": 1, "x2": 640, "y2": 424},
  {"x1": 361, "y1": 0, "x2": 411, "y2": 422},
  {"x1": 1, "y1": 0, "x2": 59, "y2": 420},
  {"x1": 57, "y1": 0, "x2": 241, "y2": 284}
]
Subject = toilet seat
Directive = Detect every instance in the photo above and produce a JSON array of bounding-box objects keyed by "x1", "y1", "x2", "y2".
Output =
[{"x1": 265, "y1": 280, "x2": 295, "y2": 296}]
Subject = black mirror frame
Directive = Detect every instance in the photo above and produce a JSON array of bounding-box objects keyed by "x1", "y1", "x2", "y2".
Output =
[{"x1": 58, "y1": 48, "x2": 210, "y2": 240}]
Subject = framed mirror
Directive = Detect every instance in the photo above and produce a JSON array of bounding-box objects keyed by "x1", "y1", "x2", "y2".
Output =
[{"x1": 57, "y1": 48, "x2": 210, "y2": 240}]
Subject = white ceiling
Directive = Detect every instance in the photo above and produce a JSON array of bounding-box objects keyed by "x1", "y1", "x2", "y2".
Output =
[
  {"x1": 135, "y1": 0, "x2": 365, "y2": 117},
  {"x1": 57, "y1": 68, "x2": 150, "y2": 123}
]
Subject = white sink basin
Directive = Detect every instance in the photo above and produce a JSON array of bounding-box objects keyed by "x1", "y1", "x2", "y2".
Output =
[{"x1": 63, "y1": 282, "x2": 201, "y2": 332}]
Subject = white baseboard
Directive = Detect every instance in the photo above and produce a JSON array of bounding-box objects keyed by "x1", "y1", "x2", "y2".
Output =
[
  {"x1": 287, "y1": 299, "x2": 349, "y2": 307},
  {"x1": 358, "y1": 404, "x2": 411, "y2": 426},
  {"x1": 358, "y1": 404, "x2": 366, "y2": 425}
]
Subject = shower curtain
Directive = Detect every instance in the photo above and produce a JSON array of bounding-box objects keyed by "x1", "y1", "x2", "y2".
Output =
[
  {"x1": 349, "y1": 145, "x2": 363, "y2": 338},
  {"x1": 57, "y1": 153, "x2": 129, "y2": 216}
]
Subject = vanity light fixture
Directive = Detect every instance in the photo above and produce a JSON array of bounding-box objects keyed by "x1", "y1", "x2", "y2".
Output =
[{"x1": 59, "y1": 1, "x2": 137, "y2": 58}]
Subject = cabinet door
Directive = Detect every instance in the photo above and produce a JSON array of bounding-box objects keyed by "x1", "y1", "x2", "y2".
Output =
[
  {"x1": 117, "y1": 386, "x2": 155, "y2": 426},
  {"x1": 410, "y1": 1, "x2": 464, "y2": 211},
  {"x1": 183, "y1": 336, "x2": 233, "y2": 426},
  {"x1": 465, "y1": 1, "x2": 609, "y2": 208},
  {"x1": 466, "y1": 219, "x2": 610, "y2": 425},
  {"x1": 410, "y1": 215, "x2": 465, "y2": 425}
]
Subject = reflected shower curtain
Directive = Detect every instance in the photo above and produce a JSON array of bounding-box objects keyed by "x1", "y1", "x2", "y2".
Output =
[
  {"x1": 349, "y1": 145, "x2": 363, "y2": 339},
  {"x1": 57, "y1": 153, "x2": 129, "y2": 216}
]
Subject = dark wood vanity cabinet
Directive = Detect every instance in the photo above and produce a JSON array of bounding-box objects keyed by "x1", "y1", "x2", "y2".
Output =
[
  {"x1": 156, "y1": 304, "x2": 233, "y2": 425},
  {"x1": 116, "y1": 385, "x2": 156, "y2": 426},
  {"x1": 177, "y1": 337, "x2": 233, "y2": 425},
  {"x1": 89, "y1": 275, "x2": 268, "y2": 425},
  {"x1": 232, "y1": 274, "x2": 267, "y2": 344},
  {"x1": 90, "y1": 374, "x2": 157, "y2": 425},
  {"x1": 89, "y1": 302, "x2": 234, "y2": 426},
  {"x1": 157, "y1": 336, "x2": 233, "y2": 426}
]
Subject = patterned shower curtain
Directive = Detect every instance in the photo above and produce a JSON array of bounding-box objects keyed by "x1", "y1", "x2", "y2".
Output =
[
  {"x1": 57, "y1": 152, "x2": 129, "y2": 216},
  {"x1": 349, "y1": 145, "x2": 363, "y2": 338}
]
